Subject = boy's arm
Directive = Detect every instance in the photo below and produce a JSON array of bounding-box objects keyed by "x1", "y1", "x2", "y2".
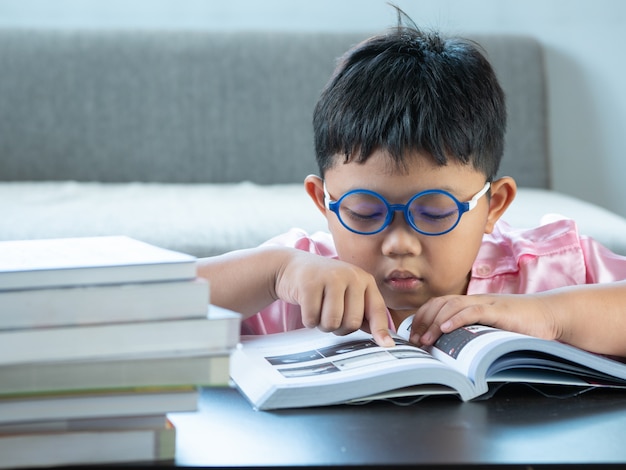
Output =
[
  {"x1": 409, "y1": 281, "x2": 626, "y2": 357},
  {"x1": 196, "y1": 246, "x2": 394, "y2": 347},
  {"x1": 542, "y1": 281, "x2": 626, "y2": 355},
  {"x1": 196, "y1": 246, "x2": 285, "y2": 317}
]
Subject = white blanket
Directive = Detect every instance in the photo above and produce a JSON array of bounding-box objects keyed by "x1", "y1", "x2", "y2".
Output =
[{"x1": 3, "y1": 182, "x2": 626, "y2": 257}]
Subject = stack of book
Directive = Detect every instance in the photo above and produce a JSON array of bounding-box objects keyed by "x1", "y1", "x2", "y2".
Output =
[{"x1": 0, "y1": 235, "x2": 241, "y2": 468}]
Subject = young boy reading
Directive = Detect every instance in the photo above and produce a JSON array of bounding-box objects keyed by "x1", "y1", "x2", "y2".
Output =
[{"x1": 197, "y1": 13, "x2": 626, "y2": 357}]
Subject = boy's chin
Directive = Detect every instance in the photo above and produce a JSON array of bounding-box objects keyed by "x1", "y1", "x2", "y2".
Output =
[
  {"x1": 384, "y1": 301, "x2": 422, "y2": 316},
  {"x1": 383, "y1": 292, "x2": 428, "y2": 312}
]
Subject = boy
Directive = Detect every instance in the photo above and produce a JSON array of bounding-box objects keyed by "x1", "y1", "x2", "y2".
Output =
[{"x1": 197, "y1": 15, "x2": 626, "y2": 357}]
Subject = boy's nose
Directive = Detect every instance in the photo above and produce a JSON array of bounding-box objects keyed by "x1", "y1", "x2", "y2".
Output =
[{"x1": 380, "y1": 214, "x2": 423, "y2": 256}]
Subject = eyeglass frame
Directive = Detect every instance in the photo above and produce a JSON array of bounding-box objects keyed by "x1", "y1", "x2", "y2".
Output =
[{"x1": 323, "y1": 181, "x2": 491, "y2": 236}]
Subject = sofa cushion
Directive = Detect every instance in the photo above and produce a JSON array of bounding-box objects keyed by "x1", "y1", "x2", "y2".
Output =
[
  {"x1": 1, "y1": 182, "x2": 327, "y2": 258},
  {"x1": 3, "y1": 182, "x2": 626, "y2": 258},
  {"x1": 0, "y1": 31, "x2": 547, "y2": 188}
]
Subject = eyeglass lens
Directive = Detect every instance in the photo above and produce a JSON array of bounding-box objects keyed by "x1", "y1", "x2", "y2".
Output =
[{"x1": 337, "y1": 191, "x2": 460, "y2": 234}]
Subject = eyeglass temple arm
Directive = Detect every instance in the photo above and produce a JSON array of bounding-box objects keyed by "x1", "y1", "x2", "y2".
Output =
[
  {"x1": 467, "y1": 182, "x2": 491, "y2": 211},
  {"x1": 323, "y1": 182, "x2": 332, "y2": 210}
]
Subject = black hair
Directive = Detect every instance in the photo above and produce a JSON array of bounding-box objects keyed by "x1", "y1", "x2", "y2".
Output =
[{"x1": 313, "y1": 6, "x2": 506, "y2": 180}]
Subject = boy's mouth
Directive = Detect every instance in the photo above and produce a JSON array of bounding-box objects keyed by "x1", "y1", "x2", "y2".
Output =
[{"x1": 384, "y1": 270, "x2": 423, "y2": 291}]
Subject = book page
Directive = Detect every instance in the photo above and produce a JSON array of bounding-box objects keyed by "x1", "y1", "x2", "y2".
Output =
[
  {"x1": 398, "y1": 315, "x2": 626, "y2": 395},
  {"x1": 397, "y1": 316, "x2": 530, "y2": 395},
  {"x1": 230, "y1": 327, "x2": 478, "y2": 409},
  {"x1": 239, "y1": 328, "x2": 438, "y2": 382}
]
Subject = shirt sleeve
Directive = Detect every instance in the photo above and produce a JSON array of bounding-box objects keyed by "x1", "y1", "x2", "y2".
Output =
[
  {"x1": 468, "y1": 218, "x2": 626, "y2": 295},
  {"x1": 580, "y1": 236, "x2": 626, "y2": 283}
]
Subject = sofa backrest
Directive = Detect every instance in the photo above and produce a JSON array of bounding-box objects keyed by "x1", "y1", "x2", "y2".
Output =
[{"x1": 0, "y1": 30, "x2": 548, "y2": 188}]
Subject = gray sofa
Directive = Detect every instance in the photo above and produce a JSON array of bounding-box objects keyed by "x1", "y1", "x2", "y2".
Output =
[{"x1": 2, "y1": 29, "x2": 626, "y2": 257}]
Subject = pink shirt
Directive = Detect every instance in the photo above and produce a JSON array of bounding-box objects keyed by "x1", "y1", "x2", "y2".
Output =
[{"x1": 241, "y1": 218, "x2": 626, "y2": 335}]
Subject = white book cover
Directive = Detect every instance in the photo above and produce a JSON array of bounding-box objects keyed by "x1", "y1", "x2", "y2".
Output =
[{"x1": 0, "y1": 235, "x2": 197, "y2": 290}]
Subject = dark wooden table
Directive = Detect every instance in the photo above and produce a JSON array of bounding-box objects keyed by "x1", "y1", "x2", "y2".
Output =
[{"x1": 169, "y1": 384, "x2": 626, "y2": 467}]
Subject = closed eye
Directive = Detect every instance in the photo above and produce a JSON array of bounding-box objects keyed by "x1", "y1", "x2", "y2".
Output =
[
  {"x1": 418, "y1": 210, "x2": 457, "y2": 220},
  {"x1": 344, "y1": 207, "x2": 386, "y2": 221}
]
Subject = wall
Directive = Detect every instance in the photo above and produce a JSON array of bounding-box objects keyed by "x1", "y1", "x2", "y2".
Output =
[{"x1": 1, "y1": 0, "x2": 625, "y2": 217}]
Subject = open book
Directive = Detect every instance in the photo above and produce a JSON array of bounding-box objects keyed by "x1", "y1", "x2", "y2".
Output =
[{"x1": 230, "y1": 317, "x2": 626, "y2": 410}]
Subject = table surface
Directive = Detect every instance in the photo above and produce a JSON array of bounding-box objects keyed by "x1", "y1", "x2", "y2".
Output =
[{"x1": 169, "y1": 384, "x2": 626, "y2": 467}]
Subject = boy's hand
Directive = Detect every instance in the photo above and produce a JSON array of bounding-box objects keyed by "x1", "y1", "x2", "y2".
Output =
[
  {"x1": 408, "y1": 293, "x2": 560, "y2": 347},
  {"x1": 275, "y1": 251, "x2": 395, "y2": 348}
]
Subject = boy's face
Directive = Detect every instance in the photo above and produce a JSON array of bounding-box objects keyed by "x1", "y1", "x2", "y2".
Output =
[{"x1": 308, "y1": 149, "x2": 506, "y2": 325}]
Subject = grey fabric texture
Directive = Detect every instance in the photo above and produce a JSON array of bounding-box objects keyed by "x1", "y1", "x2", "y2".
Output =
[{"x1": 0, "y1": 30, "x2": 547, "y2": 187}]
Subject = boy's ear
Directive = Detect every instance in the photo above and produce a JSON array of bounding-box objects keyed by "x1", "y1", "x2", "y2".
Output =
[
  {"x1": 484, "y1": 176, "x2": 517, "y2": 234},
  {"x1": 304, "y1": 174, "x2": 328, "y2": 215}
]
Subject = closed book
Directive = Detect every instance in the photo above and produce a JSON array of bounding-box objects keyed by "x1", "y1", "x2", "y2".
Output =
[
  {"x1": 0, "y1": 351, "x2": 232, "y2": 397},
  {"x1": 0, "y1": 387, "x2": 199, "y2": 424},
  {"x1": 0, "y1": 304, "x2": 241, "y2": 366},
  {"x1": 0, "y1": 235, "x2": 197, "y2": 291},
  {"x1": 0, "y1": 414, "x2": 171, "y2": 433},
  {"x1": 0, "y1": 278, "x2": 209, "y2": 330},
  {"x1": 0, "y1": 417, "x2": 176, "y2": 468}
]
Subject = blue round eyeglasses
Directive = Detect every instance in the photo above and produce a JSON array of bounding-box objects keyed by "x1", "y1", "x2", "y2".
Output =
[{"x1": 324, "y1": 182, "x2": 491, "y2": 236}]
